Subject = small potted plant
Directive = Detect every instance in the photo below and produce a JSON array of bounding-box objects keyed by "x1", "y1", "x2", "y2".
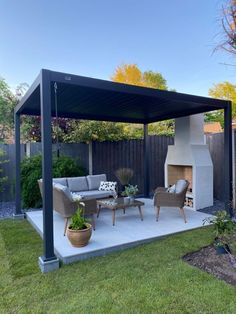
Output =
[
  {"x1": 115, "y1": 168, "x2": 134, "y2": 193},
  {"x1": 122, "y1": 184, "x2": 138, "y2": 202},
  {"x1": 67, "y1": 204, "x2": 92, "y2": 247},
  {"x1": 203, "y1": 210, "x2": 236, "y2": 254}
]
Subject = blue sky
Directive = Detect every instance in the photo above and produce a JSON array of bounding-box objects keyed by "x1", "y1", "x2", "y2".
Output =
[{"x1": 1, "y1": 0, "x2": 235, "y2": 96}]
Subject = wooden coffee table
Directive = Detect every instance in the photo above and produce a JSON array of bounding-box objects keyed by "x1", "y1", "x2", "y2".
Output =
[{"x1": 97, "y1": 197, "x2": 144, "y2": 226}]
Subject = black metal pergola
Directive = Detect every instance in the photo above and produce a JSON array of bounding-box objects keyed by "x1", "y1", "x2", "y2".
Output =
[{"x1": 14, "y1": 69, "x2": 232, "y2": 267}]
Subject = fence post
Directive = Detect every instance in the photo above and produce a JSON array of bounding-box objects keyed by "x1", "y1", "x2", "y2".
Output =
[{"x1": 89, "y1": 141, "x2": 93, "y2": 175}]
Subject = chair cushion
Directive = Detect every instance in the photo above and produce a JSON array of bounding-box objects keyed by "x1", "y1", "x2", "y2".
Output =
[
  {"x1": 87, "y1": 174, "x2": 107, "y2": 190},
  {"x1": 175, "y1": 180, "x2": 187, "y2": 193},
  {"x1": 67, "y1": 176, "x2": 88, "y2": 192},
  {"x1": 167, "y1": 184, "x2": 176, "y2": 193},
  {"x1": 53, "y1": 183, "x2": 73, "y2": 201},
  {"x1": 53, "y1": 178, "x2": 67, "y2": 186},
  {"x1": 76, "y1": 190, "x2": 112, "y2": 200},
  {"x1": 99, "y1": 181, "x2": 117, "y2": 192}
]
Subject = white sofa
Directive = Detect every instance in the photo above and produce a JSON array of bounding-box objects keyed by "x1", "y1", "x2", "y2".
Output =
[{"x1": 52, "y1": 174, "x2": 116, "y2": 200}]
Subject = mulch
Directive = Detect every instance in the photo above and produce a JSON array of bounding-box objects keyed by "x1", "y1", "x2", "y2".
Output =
[{"x1": 183, "y1": 244, "x2": 236, "y2": 287}]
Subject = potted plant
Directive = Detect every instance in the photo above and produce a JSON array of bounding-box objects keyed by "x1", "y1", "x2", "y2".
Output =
[
  {"x1": 121, "y1": 184, "x2": 138, "y2": 202},
  {"x1": 115, "y1": 168, "x2": 134, "y2": 193},
  {"x1": 203, "y1": 210, "x2": 236, "y2": 254},
  {"x1": 67, "y1": 205, "x2": 92, "y2": 247}
]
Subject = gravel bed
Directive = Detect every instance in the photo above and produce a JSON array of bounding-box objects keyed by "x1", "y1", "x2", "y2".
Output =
[
  {"x1": 198, "y1": 199, "x2": 225, "y2": 215},
  {"x1": 0, "y1": 202, "x2": 15, "y2": 219},
  {"x1": 0, "y1": 202, "x2": 40, "y2": 219}
]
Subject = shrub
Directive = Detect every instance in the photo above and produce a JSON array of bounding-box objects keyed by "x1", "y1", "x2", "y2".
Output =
[
  {"x1": 0, "y1": 148, "x2": 8, "y2": 193},
  {"x1": 21, "y1": 154, "x2": 86, "y2": 208}
]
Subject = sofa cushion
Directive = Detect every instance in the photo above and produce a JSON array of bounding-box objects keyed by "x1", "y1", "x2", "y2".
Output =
[
  {"x1": 76, "y1": 190, "x2": 111, "y2": 200},
  {"x1": 53, "y1": 178, "x2": 67, "y2": 186},
  {"x1": 175, "y1": 180, "x2": 187, "y2": 193},
  {"x1": 87, "y1": 174, "x2": 107, "y2": 190},
  {"x1": 67, "y1": 176, "x2": 88, "y2": 192},
  {"x1": 99, "y1": 181, "x2": 117, "y2": 192},
  {"x1": 53, "y1": 183, "x2": 73, "y2": 201}
]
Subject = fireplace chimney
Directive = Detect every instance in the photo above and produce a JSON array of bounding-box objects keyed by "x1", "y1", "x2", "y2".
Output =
[{"x1": 164, "y1": 114, "x2": 213, "y2": 210}]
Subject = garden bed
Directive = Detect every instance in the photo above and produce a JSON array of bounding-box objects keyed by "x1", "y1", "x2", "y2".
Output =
[{"x1": 183, "y1": 243, "x2": 236, "y2": 287}]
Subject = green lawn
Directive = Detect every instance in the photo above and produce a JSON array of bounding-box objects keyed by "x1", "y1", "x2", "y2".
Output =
[{"x1": 1, "y1": 219, "x2": 236, "y2": 314}]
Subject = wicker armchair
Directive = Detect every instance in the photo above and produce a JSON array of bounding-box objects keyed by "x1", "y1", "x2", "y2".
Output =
[
  {"x1": 153, "y1": 180, "x2": 189, "y2": 223},
  {"x1": 38, "y1": 180, "x2": 97, "y2": 235}
]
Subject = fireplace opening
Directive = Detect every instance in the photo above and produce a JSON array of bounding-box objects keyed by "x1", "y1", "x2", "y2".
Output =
[{"x1": 167, "y1": 165, "x2": 193, "y2": 192}]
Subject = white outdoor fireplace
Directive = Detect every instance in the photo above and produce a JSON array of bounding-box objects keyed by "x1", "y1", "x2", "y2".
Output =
[{"x1": 165, "y1": 114, "x2": 213, "y2": 210}]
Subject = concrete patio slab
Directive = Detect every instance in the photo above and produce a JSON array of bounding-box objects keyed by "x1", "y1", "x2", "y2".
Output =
[{"x1": 26, "y1": 198, "x2": 212, "y2": 264}]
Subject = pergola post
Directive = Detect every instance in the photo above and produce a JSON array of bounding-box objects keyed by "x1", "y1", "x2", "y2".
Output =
[
  {"x1": 224, "y1": 102, "x2": 233, "y2": 217},
  {"x1": 38, "y1": 70, "x2": 59, "y2": 272},
  {"x1": 14, "y1": 112, "x2": 23, "y2": 217},
  {"x1": 143, "y1": 124, "x2": 150, "y2": 197}
]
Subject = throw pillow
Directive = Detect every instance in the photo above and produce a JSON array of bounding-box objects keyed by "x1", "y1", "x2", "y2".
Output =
[
  {"x1": 99, "y1": 181, "x2": 117, "y2": 192},
  {"x1": 167, "y1": 184, "x2": 176, "y2": 193}
]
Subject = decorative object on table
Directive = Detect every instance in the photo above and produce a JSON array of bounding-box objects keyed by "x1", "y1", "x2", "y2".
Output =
[
  {"x1": 121, "y1": 184, "x2": 138, "y2": 201},
  {"x1": 153, "y1": 179, "x2": 189, "y2": 223},
  {"x1": 115, "y1": 168, "x2": 134, "y2": 189},
  {"x1": 67, "y1": 205, "x2": 92, "y2": 247},
  {"x1": 97, "y1": 197, "x2": 144, "y2": 226},
  {"x1": 203, "y1": 210, "x2": 236, "y2": 255}
]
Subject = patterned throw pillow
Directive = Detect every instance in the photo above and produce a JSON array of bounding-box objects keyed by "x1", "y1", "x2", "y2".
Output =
[
  {"x1": 167, "y1": 184, "x2": 176, "y2": 193},
  {"x1": 99, "y1": 181, "x2": 117, "y2": 192}
]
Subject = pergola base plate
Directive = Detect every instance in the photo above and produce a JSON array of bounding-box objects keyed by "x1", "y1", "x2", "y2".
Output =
[
  {"x1": 38, "y1": 256, "x2": 60, "y2": 273},
  {"x1": 13, "y1": 213, "x2": 25, "y2": 220}
]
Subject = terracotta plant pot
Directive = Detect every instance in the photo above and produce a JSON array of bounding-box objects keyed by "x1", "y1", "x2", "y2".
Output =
[{"x1": 67, "y1": 223, "x2": 92, "y2": 247}]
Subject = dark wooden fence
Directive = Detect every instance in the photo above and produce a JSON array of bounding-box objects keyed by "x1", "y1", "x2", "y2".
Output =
[
  {"x1": 0, "y1": 132, "x2": 231, "y2": 202},
  {"x1": 92, "y1": 136, "x2": 174, "y2": 194}
]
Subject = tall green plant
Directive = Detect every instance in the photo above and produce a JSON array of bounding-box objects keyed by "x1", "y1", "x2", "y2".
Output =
[{"x1": 21, "y1": 154, "x2": 86, "y2": 208}]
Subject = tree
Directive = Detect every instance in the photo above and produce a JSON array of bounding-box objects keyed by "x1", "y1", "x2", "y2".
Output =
[
  {"x1": 207, "y1": 81, "x2": 236, "y2": 126},
  {"x1": 111, "y1": 63, "x2": 173, "y2": 137},
  {"x1": 63, "y1": 120, "x2": 127, "y2": 143},
  {"x1": 111, "y1": 64, "x2": 168, "y2": 90},
  {"x1": 111, "y1": 64, "x2": 143, "y2": 86},
  {"x1": 216, "y1": 0, "x2": 236, "y2": 55},
  {"x1": 143, "y1": 70, "x2": 167, "y2": 90},
  {"x1": 0, "y1": 78, "x2": 17, "y2": 142},
  {"x1": 21, "y1": 116, "x2": 76, "y2": 143}
]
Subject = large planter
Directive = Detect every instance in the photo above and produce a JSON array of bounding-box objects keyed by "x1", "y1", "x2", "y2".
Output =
[{"x1": 67, "y1": 223, "x2": 92, "y2": 247}]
